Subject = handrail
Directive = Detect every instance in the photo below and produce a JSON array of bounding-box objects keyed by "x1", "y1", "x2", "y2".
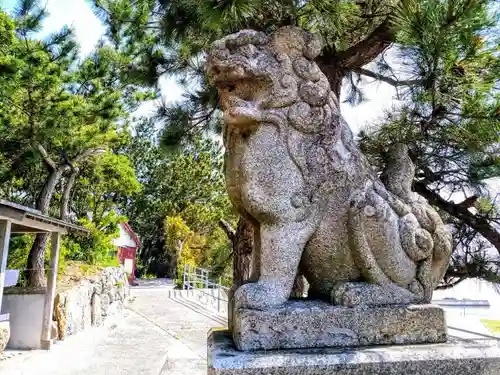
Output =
[{"x1": 182, "y1": 264, "x2": 229, "y2": 313}]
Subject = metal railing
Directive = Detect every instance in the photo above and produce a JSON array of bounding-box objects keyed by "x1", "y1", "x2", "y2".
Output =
[{"x1": 182, "y1": 264, "x2": 229, "y2": 313}]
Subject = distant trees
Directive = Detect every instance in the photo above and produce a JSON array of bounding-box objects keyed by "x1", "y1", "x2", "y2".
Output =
[
  {"x1": 0, "y1": 1, "x2": 149, "y2": 286},
  {"x1": 122, "y1": 123, "x2": 236, "y2": 279}
]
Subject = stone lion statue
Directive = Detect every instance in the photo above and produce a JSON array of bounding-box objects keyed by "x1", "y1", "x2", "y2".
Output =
[{"x1": 206, "y1": 26, "x2": 452, "y2": 311}]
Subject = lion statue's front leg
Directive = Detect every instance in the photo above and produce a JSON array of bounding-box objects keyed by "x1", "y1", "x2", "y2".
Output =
[{"x1": 228, "y1": 123, "x2": 320, "y2": 311}]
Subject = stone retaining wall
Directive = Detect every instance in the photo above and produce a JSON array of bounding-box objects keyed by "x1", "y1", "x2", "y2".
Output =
[{"x1": 54, "y1": 267, "x2": 129, "y2": 340}]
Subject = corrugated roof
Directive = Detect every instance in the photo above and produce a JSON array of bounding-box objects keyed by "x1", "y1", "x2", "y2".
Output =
[{"x1": 0, "y1": 199, "x2": 89, "y2": 234}]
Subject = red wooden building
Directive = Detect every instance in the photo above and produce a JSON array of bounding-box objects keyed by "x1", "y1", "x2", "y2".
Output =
[{"x1": 114, "y1": 222, "x2": 140, "y2": 285}]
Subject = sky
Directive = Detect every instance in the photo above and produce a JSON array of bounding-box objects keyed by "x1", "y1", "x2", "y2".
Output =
[{"x1": 1, "y1": 0, "x2": 104, "y2": 55}]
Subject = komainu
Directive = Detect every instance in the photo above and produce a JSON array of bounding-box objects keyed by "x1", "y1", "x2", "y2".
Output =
[{"x1": 206, "y1": 26, "x2": 452, "y2": 311}]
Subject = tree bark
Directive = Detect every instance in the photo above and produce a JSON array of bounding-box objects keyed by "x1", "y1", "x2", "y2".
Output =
[
  {"x1": 60, "y1": 169, "x2": 79, "y2": 221},
  {"x1": 27, "y1": 168, "x2": 63, "y2": 287},
  {"x1": 316, "y1": 58, "x2": 344, "y2": 98},
  {"x1": 414, "y1": 181, "x2": 500, "y2": 252},
  {"x1": 334, "y1": 17, "x2": 395, "y2": 70},
  {"x1": 233, "y1": 216, "x2": 254, "y2": 289}
]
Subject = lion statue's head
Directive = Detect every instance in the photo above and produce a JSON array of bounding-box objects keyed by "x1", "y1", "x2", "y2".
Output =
[{"x1": 206, "y1": 27, "x2": 340, "y2": 135}]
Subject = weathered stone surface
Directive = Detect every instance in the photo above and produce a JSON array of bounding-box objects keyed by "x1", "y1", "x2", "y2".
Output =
[
  {"x1": 0, "y1": 321, "x2": 10, "y2": 352},
  {"x1": 331, "y1": 282, "x2": 417, "y2": 307},
  {"x1": 63, "y1": 283, "x2": 92, "y2": 336},
  {"x1": 91, "y1": 294, "x2": 102, "y2": 326},
  {"x1": 91, "y1": 280, "x2": 103, "y2": 295},
  {"x1": 50, "y1": 321, "x2": 58, "y2": 340},
  {"x1": 101, "y1": 294, "x2": 110, "y2": 315},
  {"x1": 209, "y1": 330, "x2": 500, "y2": 375},
  {"x1": 53, "y1": 293, "x2": 68, "y2": 340},
  {"x1": 205, "y1": 26, "x2": 453, "y2": 314},
  {"x1": 233, "y1": 300, "x2": 447, "y2": 351}
]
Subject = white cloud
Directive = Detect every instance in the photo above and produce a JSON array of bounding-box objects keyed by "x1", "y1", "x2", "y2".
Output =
[
  {"x1": 340, "y1": 80, "x2": 396, "y2": 134},
  {"x1": 134, "y1": 75, "x2": 187, "y2": 120},
  {"x1": 39, "y1": 0, "x2": 105, "y2": 56}
]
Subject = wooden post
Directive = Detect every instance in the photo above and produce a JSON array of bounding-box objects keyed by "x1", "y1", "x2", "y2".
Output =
[
  {"x1": 0, "y1": 220, "x2": 12, "y2": 317},
  {"x1": 217, "y1": 277, "x2": 221, "y2": 312},
  {"x1": 183, "y1": 264, "x2": 187, "y2": 289},
  {"x1": 40, "y1": 231, "x2": 61, "y2": 350}
]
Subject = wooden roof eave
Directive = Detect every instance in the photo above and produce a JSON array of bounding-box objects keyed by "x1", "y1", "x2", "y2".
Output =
[{"x1": 0, "y1": 200, "x2": 89, "y2": 234}]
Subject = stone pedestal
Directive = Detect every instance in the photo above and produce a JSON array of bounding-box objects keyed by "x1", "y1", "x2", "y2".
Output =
[
  {"x1": 208, "y1": 330, "x2": 500, "y2": 375},
  {"x1": 0, "y1": 314, "x2": 10, "y2": 352},
  {"x1": 233, "y1": 300, "x2": 447, "y2": 351}
]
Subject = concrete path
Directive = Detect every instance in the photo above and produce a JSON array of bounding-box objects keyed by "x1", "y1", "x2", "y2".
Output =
[
  {"x1": 1, "y1": 278, "x2": 497, "y2": 375},
  {"x1": 0, "y1": 279, "x2": 226, "y2": 375}
]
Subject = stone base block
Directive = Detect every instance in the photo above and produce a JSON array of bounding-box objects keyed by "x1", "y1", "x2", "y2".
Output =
[
  {"x1": 40, "y1": 339, "x2": 53, "y2": 350},
  {"x1": 0, "y1": 320, "x2": 10, "y2": 352},
  {"x1": 208, "y1": 330, "x2": 500, "y2": 375},
  {"x1": 233, "y1": 300, "x2": 446, "y2": 351}
]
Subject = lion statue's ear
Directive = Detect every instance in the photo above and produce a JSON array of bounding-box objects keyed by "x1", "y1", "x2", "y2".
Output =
[{"x1": 271, "y1": 26, "x2": 323, "y2": 61}]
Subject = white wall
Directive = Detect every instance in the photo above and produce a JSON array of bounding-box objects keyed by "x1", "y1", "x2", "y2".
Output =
[
  {"x1": 433, "y1": 278, "x2": 500, "y2": 320},
  {"x1": 112, "y1": 224, "x2": 136, "y2": 248},
  {"x1": 1, "y1": 293, "x2": 45, "y2": 349}
]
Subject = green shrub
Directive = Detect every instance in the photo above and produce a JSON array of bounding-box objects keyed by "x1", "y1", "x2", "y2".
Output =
[{"x1": 65, "y1": 211, "x2": 124, "y2": 267}]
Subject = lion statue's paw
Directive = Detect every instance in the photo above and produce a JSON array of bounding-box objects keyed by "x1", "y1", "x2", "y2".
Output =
[{"x1": 234, "y1": 281, "x2": 289, "y2": 310}]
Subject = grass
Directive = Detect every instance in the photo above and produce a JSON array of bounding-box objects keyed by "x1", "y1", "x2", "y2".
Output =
[{"x1": 481, "y1": 319, "x2": 500, "y2": 334}]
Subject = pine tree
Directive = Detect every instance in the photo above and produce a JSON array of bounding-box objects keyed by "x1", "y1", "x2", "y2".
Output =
[
  {"x1": 92, "y1": 0, "x2": 500, "y2": 288},
  {"x1": 0, "y1": 1, "x2": 152, "y2": 286}
]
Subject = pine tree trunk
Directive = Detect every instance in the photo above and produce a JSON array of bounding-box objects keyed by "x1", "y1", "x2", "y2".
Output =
[
  {"x1": 27, "y1": 233, "x2": 50, "y2": 287},
  {"x1": 233, "y1": 216, "x2": 254, "y2": 289},
  {"x1": 60, "y1": 169, "x2": 78, "y2": 221},
  {"x1": 27, "y1": 169, "x2": 63, "y2": 287}
]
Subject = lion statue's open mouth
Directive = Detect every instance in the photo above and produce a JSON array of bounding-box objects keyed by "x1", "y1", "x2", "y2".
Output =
[{"x1": 207, "y1": 38, "x2": 277, "y2": 126}]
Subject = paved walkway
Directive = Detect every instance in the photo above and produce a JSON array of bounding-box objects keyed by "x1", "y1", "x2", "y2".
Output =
[
  {"x1": 1, "y1": 279, "x2": 497, "y2": 375},
  {"x1": 0, "y1": 279, "x2": 226, "y2": 375}
]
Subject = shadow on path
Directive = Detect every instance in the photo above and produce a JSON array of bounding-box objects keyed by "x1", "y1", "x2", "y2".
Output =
[{"x1": 167, "y1": 295, "x2": 228, "y2": 327}]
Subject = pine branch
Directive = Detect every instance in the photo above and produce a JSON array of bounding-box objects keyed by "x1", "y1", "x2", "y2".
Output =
[
  {"x1": 71, "y1": 148, "x2": 106, "y2": 166},
  {"x1": 336, "y1": 17, "x2": 396, "y2": 70},
  {"x1": 60, "y1": 167, "x2": 79, "y2": 221},
  {"x1": 34, "y1": 142, "x2": 57, "y2": 170},
  {"x1": 355, "y1": 68, "x2": 422, "y2": 87},
  {"x1": 218, "y1": 219, "x2": 235, "y2": 242},
  {"x1": 414, "y1": 181, "x2": 500, "y2": 252}
]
